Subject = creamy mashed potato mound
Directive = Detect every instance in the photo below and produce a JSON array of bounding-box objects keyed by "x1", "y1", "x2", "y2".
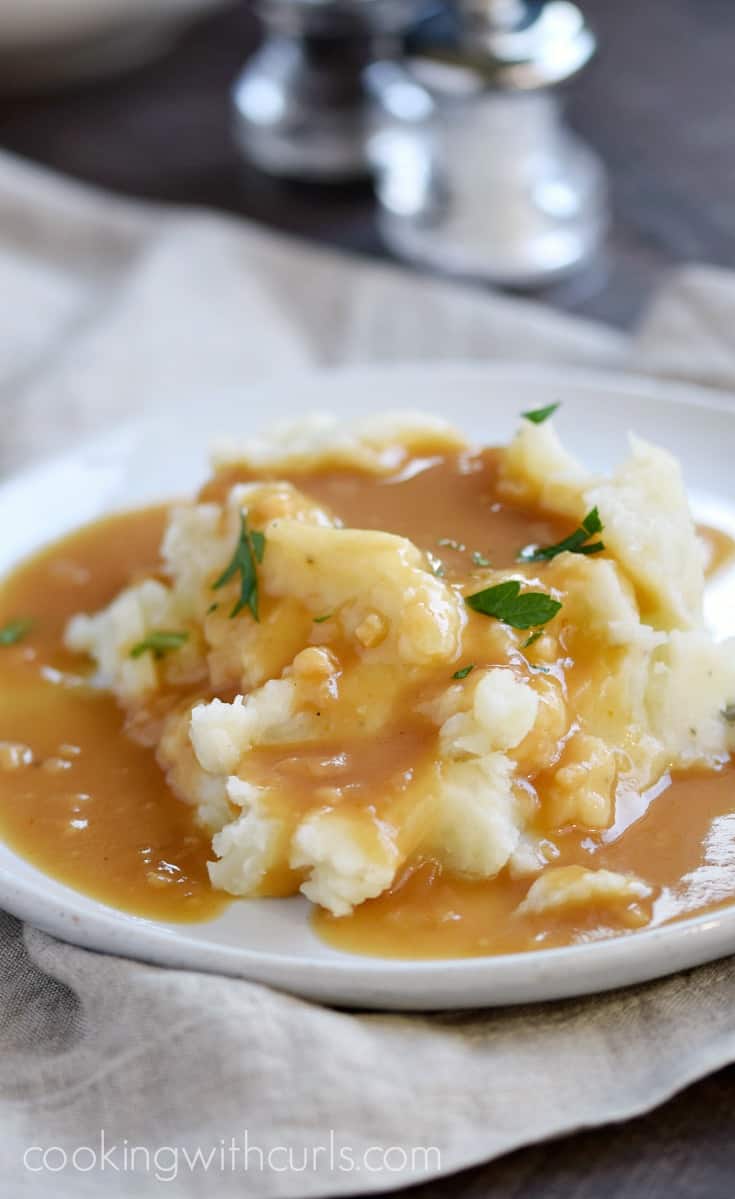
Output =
[{"x1": 66, "y1": 410, "x2": 735, "y2": 921}]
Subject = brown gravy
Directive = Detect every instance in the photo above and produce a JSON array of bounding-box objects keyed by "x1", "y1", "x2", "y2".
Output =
[
  {"x1": 315, "y1": 765, "x2": 735, "y2": 958},
  {"x1": 200, "y1": 449, "x2": 570, "y2": 579},
  {"x1": 1, "y1": 452, "x2": 734, "y2": 954},
  {"x1": 0, "y1": 508, "x2": 226, "y2": 922}
]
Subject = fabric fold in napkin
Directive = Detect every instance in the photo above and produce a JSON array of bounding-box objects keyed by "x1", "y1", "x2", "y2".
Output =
[{"x1": 1, "y1": 149, "x2": 735, "y2": 1197}]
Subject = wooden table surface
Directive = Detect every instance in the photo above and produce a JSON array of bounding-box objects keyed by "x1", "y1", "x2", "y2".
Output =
[{"x1": 2, "y1": 2, "x2": 735, "y2": 1195}]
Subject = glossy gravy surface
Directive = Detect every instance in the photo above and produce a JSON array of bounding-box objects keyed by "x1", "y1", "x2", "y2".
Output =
[
  {"x1": 316, "y1": 765, "x2": 735, "y2": 957},
  {"x1": 0, "y1": 508, "x2": 227, "y2": 922},
  {"x1": 1, "y1": 451, "x2": 734, "y2": 955},
  {"x1": 202, "y1": 450, "x2": 568, "y2": 580}
]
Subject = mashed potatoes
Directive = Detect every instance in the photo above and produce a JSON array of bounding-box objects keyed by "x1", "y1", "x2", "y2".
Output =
[{"x1": 66, "y1": 410, "x2": 735, "y2": 920}]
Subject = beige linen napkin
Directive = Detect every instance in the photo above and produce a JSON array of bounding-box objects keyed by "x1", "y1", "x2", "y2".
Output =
[{"x1": 1, "y1": 149, "x2": 735, "y2": 1197}]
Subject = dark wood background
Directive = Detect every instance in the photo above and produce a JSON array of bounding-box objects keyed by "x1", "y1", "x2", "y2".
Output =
[
  {"x1": 2, "y1": 1, "x2": 735, "y2": 1195},
  {"x1": 3, "y1": 0, "x2": 735, "y2": 329}
]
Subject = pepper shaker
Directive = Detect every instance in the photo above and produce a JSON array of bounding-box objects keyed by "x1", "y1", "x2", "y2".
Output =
[{"x1": 232, "y1": 0, "x2": 427, "y2": 181}]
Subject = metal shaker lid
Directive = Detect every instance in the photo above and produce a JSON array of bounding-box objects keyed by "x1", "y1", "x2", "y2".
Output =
[{"x1": 408, "y1": 1, "x2": 596, "y2": 95}]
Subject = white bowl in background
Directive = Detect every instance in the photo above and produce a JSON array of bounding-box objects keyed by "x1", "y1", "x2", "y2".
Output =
[{"x1": 0, "y1": 0, "x2": 237, "y2": 92}]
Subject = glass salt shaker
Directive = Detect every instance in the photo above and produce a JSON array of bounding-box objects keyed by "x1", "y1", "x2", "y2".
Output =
[{"x1": 371, "y1": 0, "x2": 609, "y2": 287}]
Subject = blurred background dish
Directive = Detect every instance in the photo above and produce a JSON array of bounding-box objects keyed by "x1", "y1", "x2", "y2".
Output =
[{"x1": 0, "y1": 0, "x2": 237, "y2": 91}]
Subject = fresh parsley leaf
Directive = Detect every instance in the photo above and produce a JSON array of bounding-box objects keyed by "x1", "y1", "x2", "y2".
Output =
[
  {"x1": 519, "y1": 507, "x2": 605, "y2": 563},
  {"x1": 250, "y1": 529, "x2": 266, "y2": 564},
  {"x1": 0, "y1": 617, "x2": 32, "y2": 646},
  {"x1": 472, "y1": 551, "x2": 491, "y2": 568},
  {"x1": 313, "y1": 612, "x2": 333, "y2": 624},
  {"x1": 465, "y1": 580, "x2": 561, "y2": 630},
  {"x1": 212, "y1": 514, "x2": 265, "y2": 620},
  {"x1": 522, "y1": 630, "x2": 543, "y2": 649},
  {"x1": 522, "y1": 402, "x2": 560, "y2": 425},
  {"x1": 130, "y1": 630, "x2": 189, "y2": 660},
  {"x1": 452, "y1": 665, "x2": 475, "y2": 680},
  {"x1": 583, "y1": 507, "x2": 603, "y2": 535}
]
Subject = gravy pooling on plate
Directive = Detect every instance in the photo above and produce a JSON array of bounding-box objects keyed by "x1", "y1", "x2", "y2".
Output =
[
  {"x1": 0, "y1": 509, "x2": 227, "y2": 922},
  {"x1": 1, "y1": 414, "x2": 734, "y2": 956},
  {"x1": 316, "y1": 763, "x2": 735, "y2": 958}
]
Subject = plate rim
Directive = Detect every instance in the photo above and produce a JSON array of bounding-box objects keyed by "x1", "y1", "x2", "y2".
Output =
[{"x1": 5, "y1": 357, "x2": 735, "y2": 496}]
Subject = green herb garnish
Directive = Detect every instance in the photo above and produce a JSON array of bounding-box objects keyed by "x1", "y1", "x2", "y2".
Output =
[
  {"x1": 452, "y1": 665, "x2": 475, "y2": 680},
  {"x1": 522, "y1": 402, "x2": 560, "y2": 425},
  {"x1": 212, "y1": 514, "x2": 265, "y2": 620},
  {"x1": 465, "y1": 580, "x2": 561, "y2": 631},
  {"x1": 250, "y1": 529, "x2": 266, "y2": 563},
  {"x1": 313, "y1": 613, "x2": 333, "y2": 624},
  {"x1": 472, "y1": 551, "x2": 491, "y2": 568},
  {"x1": 519, "y1": 507, "x2": 605, "y2": 563},
  {"x1": 522, "y1": 630, "x2": 543, "y2": 650},
  {"x1": 130, "y1": 630, "x2": 189, "y2": 660},
  {"x1": 0, "y1": 618, "x2": 32, "y2": 646}
]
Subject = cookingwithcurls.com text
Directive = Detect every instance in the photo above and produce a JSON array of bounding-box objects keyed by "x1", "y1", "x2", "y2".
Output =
[{"x1": 23, "y1": 1130, "x2": 442, "y2": 1184}]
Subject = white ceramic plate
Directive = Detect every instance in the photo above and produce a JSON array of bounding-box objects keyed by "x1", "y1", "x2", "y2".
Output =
[{"x1": 2, "y1": 362, "x2": 734, "y2": 1011}]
